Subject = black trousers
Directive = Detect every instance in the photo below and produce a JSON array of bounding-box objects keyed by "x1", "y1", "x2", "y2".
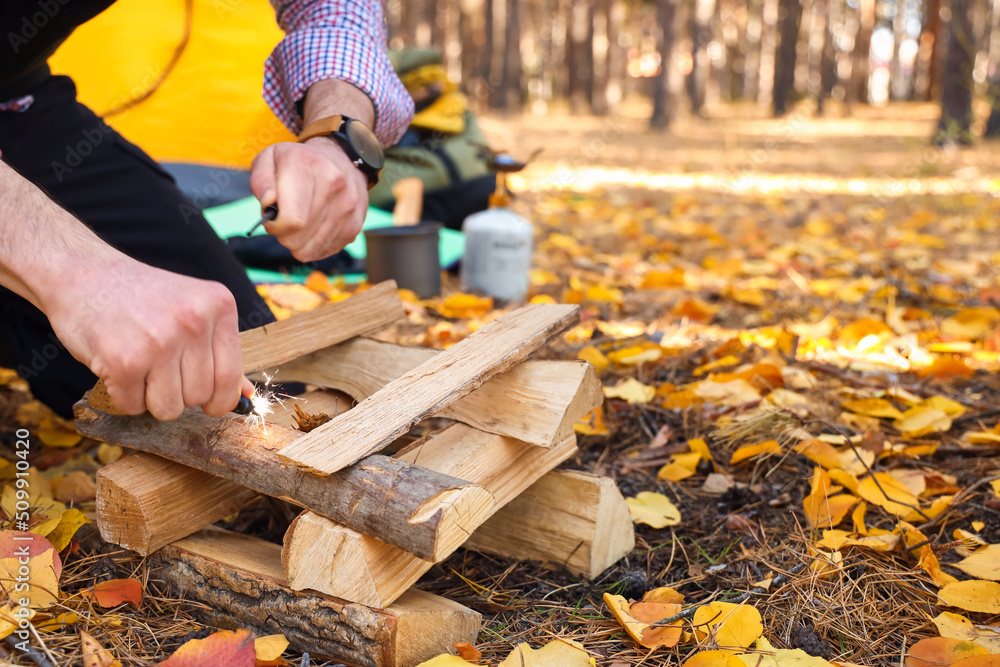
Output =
[{"x1": 0, "y1": 74, "x2": 275, "y2": 418}]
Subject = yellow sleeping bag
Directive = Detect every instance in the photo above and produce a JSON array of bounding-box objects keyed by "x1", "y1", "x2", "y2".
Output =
[{"x1": 49, "y1": 0, "x2": 295, "y2": 169}]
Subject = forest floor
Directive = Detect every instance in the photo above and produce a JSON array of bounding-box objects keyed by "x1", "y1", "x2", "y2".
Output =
[{"x1": 2, "y1": 102, "x2": 1000, "y2": 666}]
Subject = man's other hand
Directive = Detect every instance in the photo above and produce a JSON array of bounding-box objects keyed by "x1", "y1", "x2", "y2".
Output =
[{"x1": 248, "y1": 138, "x2": 369, "y2": 263}]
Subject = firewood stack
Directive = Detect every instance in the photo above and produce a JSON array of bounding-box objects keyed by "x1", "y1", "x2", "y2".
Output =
[{"x1": 73, "y1": 281, "x2": 635, "y2": 667}]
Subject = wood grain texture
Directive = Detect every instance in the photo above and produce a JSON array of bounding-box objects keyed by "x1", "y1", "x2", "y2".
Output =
[
  {"x1": 152, "y1": 529, "x2": 481, "y2": 667},
  {"x1": 240, "y1": 280, "x2": 404, "y2": 373},
  {"x1": 276, "y1": 303, "x2": 580, "y2": 474},
  {"x1": 465, "y1": 470, "x2": 635, "y2": 579},
  {"x1": 76, "y1": 401, "x2": 495, "y2": 561},
  {"x1": 96, "y1": 453, "x2": 259, "y2": 555},
  {"x1": 271, "y1": 338, "x2": 602, "y2": 447},
  {"x1": 282, "y1": 423, "x2": 578, "y2": 608}
]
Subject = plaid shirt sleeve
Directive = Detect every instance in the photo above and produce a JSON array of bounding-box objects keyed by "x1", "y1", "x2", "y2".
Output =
[{"x1": 265, "y1": 0, "x2": 414, "y2": 147}]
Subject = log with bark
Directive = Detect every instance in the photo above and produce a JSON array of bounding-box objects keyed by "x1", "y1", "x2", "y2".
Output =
[
  {"x1": 151, "y1": 529, "x2": 481, "y2": 667},
  {"x1": 78, "y1": 402, "x2": 494, "y2": 562}
]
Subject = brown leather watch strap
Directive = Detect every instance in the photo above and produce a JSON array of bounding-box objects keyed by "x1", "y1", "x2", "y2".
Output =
[{"x1": 297, "y1": 115, "x2": 344, "y2": 143}]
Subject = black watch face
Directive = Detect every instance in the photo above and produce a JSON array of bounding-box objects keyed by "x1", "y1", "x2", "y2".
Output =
[{"x1": 345, "y1": 120, "x2": 385, "y2": 170}]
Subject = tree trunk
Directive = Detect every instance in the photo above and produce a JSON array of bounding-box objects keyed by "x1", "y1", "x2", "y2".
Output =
[
  {"x1": 426, "y1": 0, "x2": 441, "y2": 46},
  {"x1": 593, "y1": 0, "x2": 611, "y2": 114},
  {"x1": 687, "y1": 0, "x2": 717, "y2": 115},
  {"x1": 847, "y1": 0, "x2": 875, "y2": 107},
  {"x1": 773, "y1": 0, "x2": 803, "y2": 115},
  {"x1": 815, "y1": 0, "x2": 836, "y2": 113},
  {"x1": 757, "y1": 0, "x2": 779, "y2": 106},
  {"x1": 480, "y1": 0, "x2": 495, "y2": 107},
  {"x1": 935, "y1": 0, "x2": 975, "y2": 144},
  {"x1": 567, "y1": 0, "x2": 595, "y2": 113},
  {"x1": 890, "y1": 0, "x2": 908, "y2": 99},
  {"x1": 497, "y1": 0, "x2": 522, "y2": 109},
  {"x1": 985, "y1": 0, "x2": 1000, "y2": 134},
  {"x1": 915, "y1": 0, "x2": 943, "y2": 100},
  {"x1": 721, "y1": 0, "x2": 746, "y2": 99},
  {"x1": 744, "y1": 0, "x2": 764, "y2": 99},
  {"x1": 651, "y1": 0, "x2": 679, "y2": 128},
  {"x1": 459, "y1": 1, "x2": 476, "y2": 90}
]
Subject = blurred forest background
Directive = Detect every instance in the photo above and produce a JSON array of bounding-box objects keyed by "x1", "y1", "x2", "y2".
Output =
[{"x1": 382, "y1": 0, "x2": 1000, "y2": 144}]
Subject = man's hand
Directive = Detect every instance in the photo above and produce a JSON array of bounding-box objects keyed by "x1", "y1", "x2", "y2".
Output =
[
  {"x1": 249, "y1": 137, "x2": 369, "y2": 263},
  {"x1": 44, "y1": 255, "x2": 251, "y2": 421}
]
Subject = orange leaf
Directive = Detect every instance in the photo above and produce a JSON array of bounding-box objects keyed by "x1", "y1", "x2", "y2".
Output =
[
  {"x1": 919, "y1": 356, "x2": 975, "y2": 379},
  {"x1": 804, "y1": 493, "x2": 858, "y2": 530},
  {"x1": 454, "y1": 642, "x2": 481, "y2": 663},
  {"x1": 86, "y1": 578, "x2": 142, "y2": 608},
  {"x1": 905, "y1": 637, "x2": 988, "y2": 667},
  {"x1": 730, "y1": 440, "x2": 781, "y2": 464},
  {"x1": 792, "y1": 439, "x2": 841, "y2": 469},
  {"x1": 672, "y1": 298, "x2": 717, "y2": 323},
  {"x1": 159, "y1": 629, "x2": 256, "y2": 667}
]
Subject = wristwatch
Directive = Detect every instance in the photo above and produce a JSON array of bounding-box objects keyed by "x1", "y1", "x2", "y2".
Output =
[{"x1": 298, "y1": 115, "x2": 385, "y2": 188}]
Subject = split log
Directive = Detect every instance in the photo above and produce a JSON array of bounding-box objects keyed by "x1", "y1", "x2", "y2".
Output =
[
  {"x1": 78, "y1": 403, "x2": 494, "y2": 561},
  {"x1": 240, "y1": 279, "x2": 404, "y2": 373},
  {"x1": 465, "y1": 470, "x2": 635, "y2": 579},
  {"x1": 282, "y1": 423, "x2": 578, "y2": 608},
  {"x1": 151, "y1": 529, "x2": 481, "y2": 667},
  {"x1": 268, "y1": 337, "x2": 601, "y2": 447},
  {"x1": 276, "y1": 303, "x2": 580, "y2": 475},
  {"x1": 97, "y1": 453, "x2": 259, "y2": 554}
]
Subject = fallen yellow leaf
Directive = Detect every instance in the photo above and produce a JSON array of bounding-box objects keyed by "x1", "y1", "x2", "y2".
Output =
[
  {"x1": 0, "y1": 548, "x2": 59, "y2": 608},
  {"x1": 626, "y1": 492, "x2": 682, "y2": 528},
  {"x1": 933, "y1": 612, "x2": 1000, "y2": 653},
  {"x1": 46, "y1": 508, "x2": 91, "y2": 552},
  {"x1": 736, "y1": 636, "x2": 835, "y2": 665},
  {"x1": 856, "y1": 473, "x2": 921, "y2": 519},
  {"x1": 692, "y1": 602, "x2": 763, "y2": 653},
  {"x1": 254, "y1": 634, "x2": 288, "y2": 665},
  {"x1": 841, "y1": 398, "x2": 903, "y2": 420},
  {"x1": 941, "y1": 306, "x2": 1000, "y2": 339},
  {"x1": 80, "y1": 630, "x2": 122, "y2": 667},
  {"x1": 603, "y1": 377, "x2": 656, "y2": 404},
  {"x1": 658, "y1": 452, "x2": 703, "y2": 482},
  {"x1": 496, "y1": 639, "x2": 596, "y2": 666},
  {"x1": 939, "y1": 580, "x2": 1000, "y2": 614},
  {"x1": 684, "y1": 651, "x2": 745, "y2": 666},
  {"x1": 804, "y1": 492, "x2": 857, "y2": 530},
  {"x1": 894, "y1": 406, "x2": 952, "y2": 438},
  {"x1": 696, "y1": 380, "x2": 761, "y2": 406},
  {"x1": 577, "y1": 346, "x2": 609, "y2": 373},
  {"x1": 955, "y1": 545, "x2": 1000, "y2": 582},
  {"x1": 792, "y1": 439, "x2": 841, "y2": 469}
]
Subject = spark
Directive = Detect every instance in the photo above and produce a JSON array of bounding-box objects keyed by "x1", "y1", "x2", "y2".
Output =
[{"x1": 243, "y1": 369, "x2": 297, "y2": 434}]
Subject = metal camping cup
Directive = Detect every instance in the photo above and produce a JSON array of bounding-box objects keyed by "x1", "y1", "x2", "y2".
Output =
[
  {"x1": 364, "y1": 223, "x2": 442, "y2": 298},
  {"x1": 363, "y1": 177, "x2": 441, "y2": 298}
]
